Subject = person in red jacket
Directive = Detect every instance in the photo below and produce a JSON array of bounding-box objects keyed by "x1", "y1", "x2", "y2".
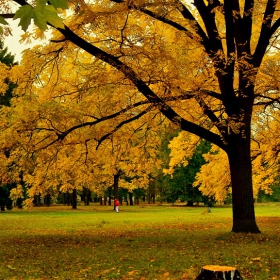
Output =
[{"x1": 114, "y1": 198, "x2": 120, "y2": 213}]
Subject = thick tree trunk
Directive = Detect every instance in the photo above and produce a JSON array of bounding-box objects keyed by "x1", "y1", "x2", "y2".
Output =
[{"x1": 227, "y1": 137, "x2": 260, "y2": 233}]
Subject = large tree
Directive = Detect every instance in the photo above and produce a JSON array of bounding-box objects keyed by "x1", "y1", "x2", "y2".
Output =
[{"x1": 2, "y1": 0, "x2": 280, "y2": 232}]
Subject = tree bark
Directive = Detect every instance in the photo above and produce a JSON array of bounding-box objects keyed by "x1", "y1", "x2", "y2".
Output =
[
  {"x1": 186, "y1": 201, "x2": 194, "y2": 206},
  {"x1": 129, "y1": 192, "x2": 133, "y2": 205},
  {"x1": 83, "y1": 187, "x2": 90, "y2": 206},
  {"x1": 45, "y1": 194, "x2": 51, "y2": 206},
  {"x1": 72, "y1": 189, "x2": 77, "y2": 209},
  {"x1": 36, "y1": 194, "x2": 41, "y2": 206},
  {"x1": 66, "y1": 192, "x2": 71, "y2": 206},
  {"x1": 0, "y1": 204, "x2": 5, "y2": 211},
  {"x1": 113, "y1": 173, "x2": 119, "y2": 202},
  {"x1": 108, "y1": 186, "x2": 112, "y2": 206},
  {"x1": 196, "y1": 265, "x2": 243, "y2": 280},
  {"x1": 227, "y1": 135, "x2": 260, "y2": 233}
]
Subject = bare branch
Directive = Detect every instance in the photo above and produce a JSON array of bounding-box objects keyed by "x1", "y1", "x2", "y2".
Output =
[
  {"x1": 254, "y1": 94, "x2": 280, "y2": 107},
  {"x1": 0, "y1": 14, "x2": 15, "y2": 18},
  {"x1": 253, "y1": 0, "x2": 278, "y2": 67},
  {"x1": 174, "y1": 0, "x2": 208, "y2": 42},
  {"x1": 96, "y1": 104, "x2": 154, "y2": 149},
  {"x1": 50, "y1": 38, "x2": 67, "y2": 43},
  {"x1": 195, "y1": 92, "x2": 226, "y2": 133},
  {"x1": 12, "y1": 0, "x2": 28, "y2": 6}
]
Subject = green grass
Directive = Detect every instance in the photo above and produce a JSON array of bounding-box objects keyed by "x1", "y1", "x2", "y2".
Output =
[{"x1": 0, "y1": 203, "x2": 279, "y2": 279}]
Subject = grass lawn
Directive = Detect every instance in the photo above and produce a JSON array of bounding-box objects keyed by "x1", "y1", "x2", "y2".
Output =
[{"x1": 0, "y1": 203, "x2": 279, "y2": 279}]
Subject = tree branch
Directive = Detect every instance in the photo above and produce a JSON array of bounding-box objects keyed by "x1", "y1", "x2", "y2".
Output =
[
  {"x1": 225, "y1": 0, "x2": 237, "y2": 55},
  {"x1": 111, "y1": 0, "x2": 210, "y2": 49},
  {"x1": 253, "y1": 0, "x2": 277, "y2": 67},
  {"x1": 194, "y1": 92, "x2": 227, "y2": 135},
  {"x1": 193, "y1": 0, "x2": 223, "y2": 53},
  {"x1": 0, "y1": 14, "x2": 15, "y2": 18},
  {"x1": 12, "y1": 0, "x2": 28, "y2": 6},
  {"x1": 53, "y1": 25, "x2": 226, "y2": 149},
  {"x1": 174, "y1": 0, "x2": 208, "y2": 43},
  {"x1": 96, "y1": 104, "x2": 154, "y2": 149},
  {"x1": 242, "y1": 0, "x2": 254, "y2": 51},
  {"x1": 270, "y1": 17, "x2": 280, "y2": 38},
  {"x1": 254, "y1": 94, "x2": 280, "y2": 107},
  {"x1": 14, "y1": 0, "x2": 228, "y2": 151},
  {"x1": 132, "y1": 5, "x2": 197, "y2": 41}
]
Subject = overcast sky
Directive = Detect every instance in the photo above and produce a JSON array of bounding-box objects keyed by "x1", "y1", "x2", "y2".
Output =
[
  {"x1": 4, "y1": 19, "x2": 27, "y2": 61},
  {"x1": 4, "y1": 19, "x2": 49, "y2": 62}
]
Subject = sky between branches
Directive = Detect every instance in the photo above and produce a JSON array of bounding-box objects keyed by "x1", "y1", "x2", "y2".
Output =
[{"x1": 4, "y1": 18, "x2": 48, "y2": 62}]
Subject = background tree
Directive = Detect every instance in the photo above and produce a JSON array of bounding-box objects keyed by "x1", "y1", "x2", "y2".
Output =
[
  {"x1": 164, "y1": 140, "x2": 211, "y2": 205},
  {"x1": 0, "y1": 41, "x2": 166, "y2": 208},
  {"x1": 0, "y1": 40, "x2": 18, "y2": 211}
]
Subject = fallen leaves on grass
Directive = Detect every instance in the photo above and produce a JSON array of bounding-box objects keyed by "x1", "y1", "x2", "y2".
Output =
[
  {"x1": 163, "y1": 271, "x2": 170, "y2": 277},
  {"x1": 1, "y1": 205, "x2": 280, "y2": 280}
]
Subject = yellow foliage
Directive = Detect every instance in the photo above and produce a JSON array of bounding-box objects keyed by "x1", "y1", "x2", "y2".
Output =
[
  {"x1": 194, "y1": 148, "x2": 231, "y2": 202},
  {"x1": 164, "y1": 132, "x2": 200, "y2": 175},
  {"x1": 9, "y1": 185, "x2": 24, "y2": 201},
  {"x1": 1, "y1": 0, "x2": 280, "y2": 207}
]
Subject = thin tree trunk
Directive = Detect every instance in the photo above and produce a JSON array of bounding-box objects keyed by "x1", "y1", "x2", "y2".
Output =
[
  {"x1": 45, "y1": 194, "x2": 51, "y2": 206},
  {"x1": 227, "y1": 137, "x2": 260, "y2": 233},
  {"x1": 36, "y1": 194, "x2": 40, "y2": 206},
  {"x1": 149, "y1": 179, "x2": 156, "y2": 204},
  {"x1": 72, "y1": 189, "x2": 77, "y2": 209},
  {"x1": 63, "y1": 192, "x2": 66, "y2": 205},
  {"x1": 113, "y1": 173, "x2": 119, "y2": 209},
  {"x1": 67, "y1": 192, "x2": 71, "y2": 206},
  {"x1": 83, "y1": 187, "x2": 90, "y2": 206},
  {"x1": 0, "y1": 204, "x2": 5, "y2": 211},
  {"x1": 129, "y1": 192, "x2": 133, "y2": 205},
  {"x1": 108, "y1": 186, "x2": 112, "y2": 206}
]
